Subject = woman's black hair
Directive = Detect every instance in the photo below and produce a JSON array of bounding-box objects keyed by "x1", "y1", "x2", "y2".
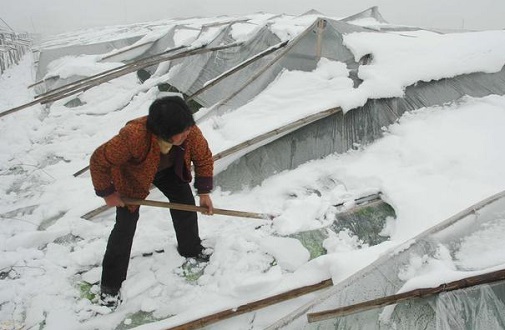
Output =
[{"x1": 146, "y1": 96, "x2": 195, "y2": 140}]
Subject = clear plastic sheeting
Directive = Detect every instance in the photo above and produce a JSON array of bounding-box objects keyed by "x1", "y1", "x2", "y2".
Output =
[
  {"x1": 34, "y1": 36, "x2": 142, "y2": 94},
  {"x1": 167, "y1": 24, "x2": 283, "y2": 107},
  {"x1": 194, "y1": 26, "x2": 283, "y2": 107},
  {"x1": 214, "y1": 65, "x2": 505, "y2": 191},
  {"x1": 163, "y1": 25, "x2": 232, "y2": 94},
  {"x1": 156, "y1": 17, "x2": 370, "y2": 114},
  {"x1": 435, "y1": 282, "x2": 505, "y2": 330},
  {"x1": 35, "y1": 36, "x2": 142, "y2": 81},
  {"x1": 341, "y1": 6, "x2": 389, "y2": 24},
  {"x1": 208, "y1": 18, "x2": 368, "y2": 113},
  {"x1": 266, "y1": 190, "x2": 505, "y2": 330}
]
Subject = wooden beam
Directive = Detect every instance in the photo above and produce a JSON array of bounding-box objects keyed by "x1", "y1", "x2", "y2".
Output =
[{"x1": 307, "y1": 268, "x2": 505, "y2": 323}]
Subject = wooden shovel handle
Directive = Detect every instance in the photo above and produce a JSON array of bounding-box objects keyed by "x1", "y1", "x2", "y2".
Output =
[{"x1": 122, "y1": 197, "x2": 271, "y2": 220}]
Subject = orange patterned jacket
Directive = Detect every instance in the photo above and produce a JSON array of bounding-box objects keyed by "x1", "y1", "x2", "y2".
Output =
[{"x1": 90, "y1": 116, "x2": 213, "y2": 207}]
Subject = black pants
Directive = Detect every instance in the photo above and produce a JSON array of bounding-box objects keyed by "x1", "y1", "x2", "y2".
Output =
[{"x1": 101, "y1": 167, "x2": 202, "y2": 293}]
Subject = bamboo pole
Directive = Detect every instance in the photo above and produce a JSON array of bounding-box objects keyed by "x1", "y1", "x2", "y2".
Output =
[
  {"x1": 38, "y1": 44, "x2": 188, "y2": 98},
  {"x1": 211, "y1": 106, "x2": 342, "y2": 162},
  {"x1": 0, "y1": 42, "x2": 243, "y2": 118},
  {"x1": 187, "y1": 40, "x2": 289, "y2": 101},
  {"x1": 101, "y1": 40, "x2": 155, "y2": 61},
  {"x1": 211, "y1": 18, "x2": 321, "y2": 110},
  {"x1": 36, "y1": 44, "x2": 209, "y2": 103},
  {"x1": 167, "y1": 279, "x2": 333, "y2": 330},
  {"x1": 47, "y1": 42, "x2": 240, "y2": 99},
  {"x1": 31, "y1": 45, "x2": 186, "y2": 96},
  {"x1": 1, "y1": 45, "x2": 187, "y2": 117},
  {"x1": 307, "y1": 268, "x2": 505, "y2": 323},
  {"x1": 122, "y1": 197, "x2": 272, "y2": 220},
  {"x1": 73, "y1": 165, "x2": 90, "y2": 177},
  {"x1": 73, "y1": 106, "x2": 341, "y2": 177}
]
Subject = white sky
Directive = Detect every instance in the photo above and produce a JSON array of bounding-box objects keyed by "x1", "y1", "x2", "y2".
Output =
[
  {"x1": 1, "y1": 13, "x2": 505, "y2": 330},
  {"x1": 2, "y1": 0, "x2": 505, "y2": 36}
]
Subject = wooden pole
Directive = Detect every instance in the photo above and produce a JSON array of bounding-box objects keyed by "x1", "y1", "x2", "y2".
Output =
[
  {"x1": 80, "y1": 197, "x2": 272, "y2": 220},
  {"x1": 167, "y1": 279, "x2": 333, "y2": 330},
  {"x1": 122, "y1": 197, "x2": 272, "y2": 220},
  {"x1": 81, "y1": 204, "x2": 111, "y2": 220},
  {"x1": 307, "y1": 268, "x2": 505, "y2": 323}
]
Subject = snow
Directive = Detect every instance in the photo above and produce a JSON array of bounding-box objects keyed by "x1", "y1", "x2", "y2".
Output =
[
  {"x1": 344, "y1": 30, "x2": 505, "y2": 99},
  {"x1": 45, "y1": 55, "x2": 123, "y2": 79},
  {"x1": 1, "y1": 14, "x2": 505, "y2": 330}
]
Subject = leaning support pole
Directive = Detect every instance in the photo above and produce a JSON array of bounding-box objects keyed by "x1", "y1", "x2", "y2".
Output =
[
  {"x1": 168, "y1": 279, "x2": 333, "y2": 330},
  {"x1": 307, "y1": 268, "x2": 505, "y2": 323}
]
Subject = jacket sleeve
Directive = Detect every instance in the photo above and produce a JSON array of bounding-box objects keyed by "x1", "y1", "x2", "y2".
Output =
[
  {"x1": 189, "y1": 125, "x2": 214, "y2": 194},
  {"x1": 89, "y1": 126, "x2": 135, "y2": 197}
]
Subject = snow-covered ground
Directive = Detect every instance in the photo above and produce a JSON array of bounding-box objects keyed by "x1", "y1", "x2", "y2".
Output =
[{"x1": 1, "y1": 16, "x2": 505, "y2": 330}]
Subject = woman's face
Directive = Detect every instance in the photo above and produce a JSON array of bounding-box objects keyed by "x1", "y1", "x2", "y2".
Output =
[{"x1": 168, "y1": 127, "x2": 191, "y2": 146}]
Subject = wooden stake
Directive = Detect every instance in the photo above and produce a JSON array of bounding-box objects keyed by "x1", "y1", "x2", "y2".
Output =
[
  {"x1": 307, "y1": 268, "x2": 505, "y2": 323},
  {"x1": 167, "y1": 279, "x2": 333, "y2": 330}
]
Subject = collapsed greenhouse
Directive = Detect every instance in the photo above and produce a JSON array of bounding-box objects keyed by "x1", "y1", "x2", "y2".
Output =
[
  {"x1": 267, "y1": 190, "x2": 505, "y2": 329},
  {"x1": 28, "y1": 7, "x2": 505, "y2": 192},
  {"x1": 3, "y1": 6, "x2": 505, "y2": 329}
]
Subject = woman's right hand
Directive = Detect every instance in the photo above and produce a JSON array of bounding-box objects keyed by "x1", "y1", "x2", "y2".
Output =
[{"x1": 104, "y1": 192, "x2": 125, "y2": 207}]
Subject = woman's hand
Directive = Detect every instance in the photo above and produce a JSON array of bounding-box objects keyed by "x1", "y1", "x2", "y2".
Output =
[
  {"x1": 198, "y1": 194, "x2": 214, "y2": 215},
  {"x1": 104, "y1": 192, "x2": 125, "y2": 207}
]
